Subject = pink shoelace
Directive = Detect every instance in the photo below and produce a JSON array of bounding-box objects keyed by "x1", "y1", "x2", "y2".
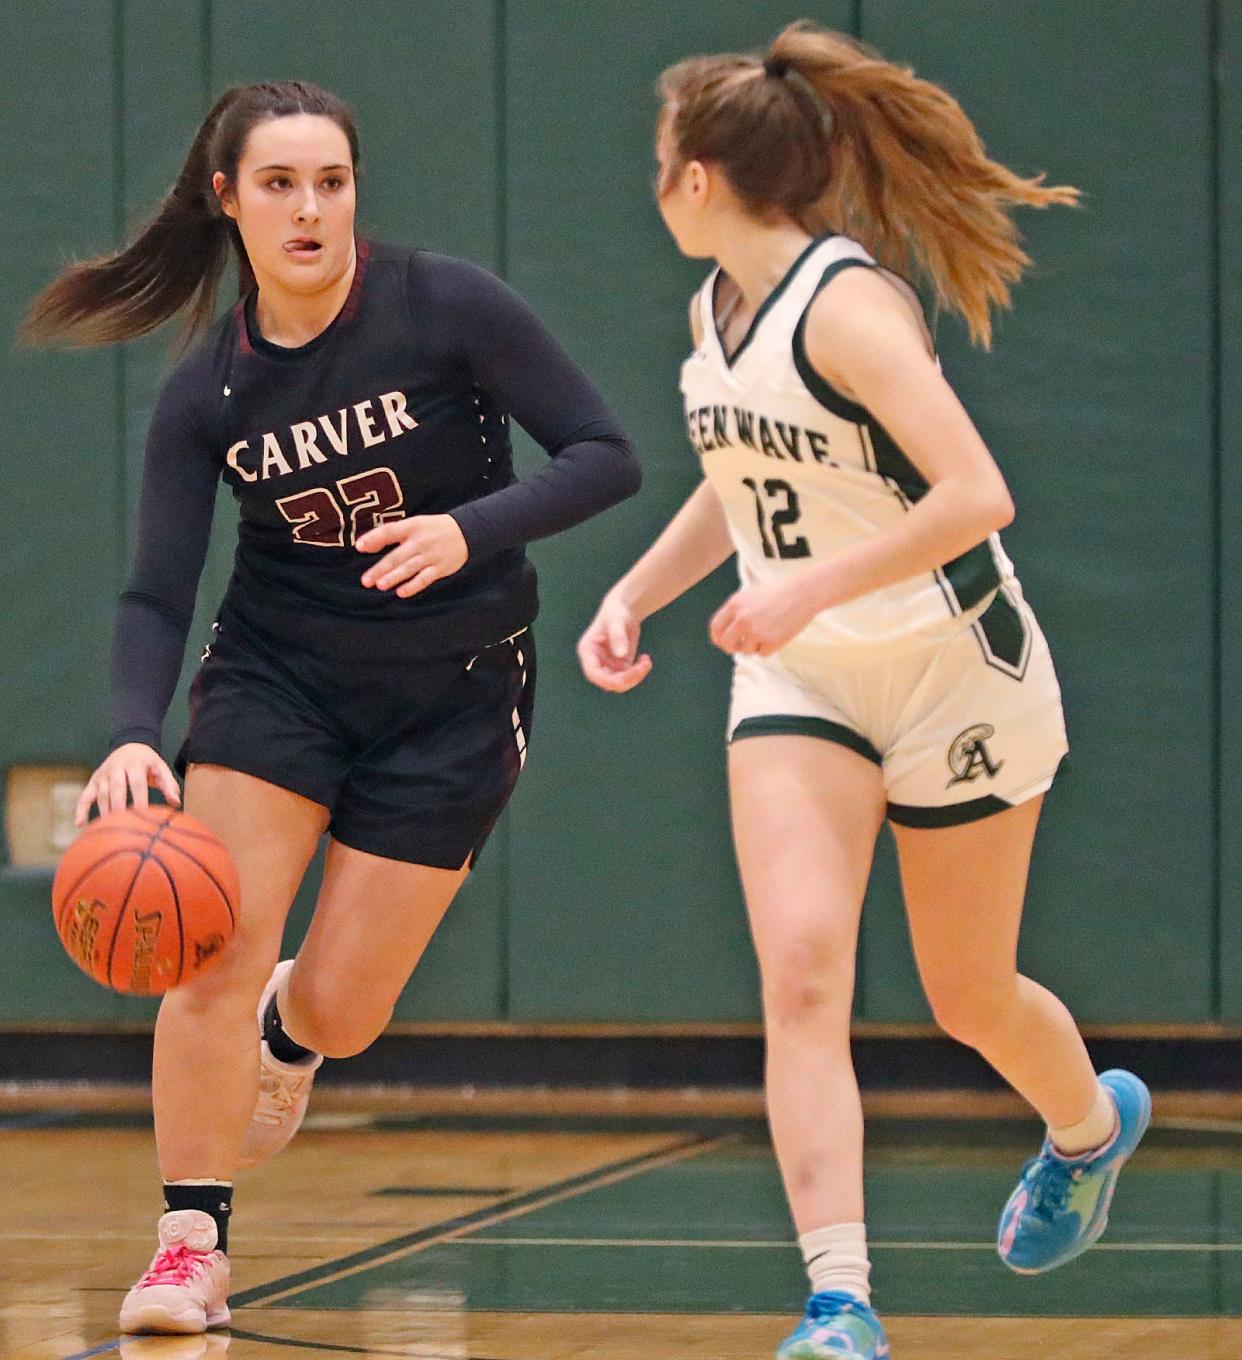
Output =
[{"x1": 138, "y1": 1244, "x2": 210, "y2": 1288}]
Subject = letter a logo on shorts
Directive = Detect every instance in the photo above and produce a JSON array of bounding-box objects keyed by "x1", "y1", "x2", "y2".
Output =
[{"x1": 947, "y1": 724, "x2": 1004, "y2": 788}]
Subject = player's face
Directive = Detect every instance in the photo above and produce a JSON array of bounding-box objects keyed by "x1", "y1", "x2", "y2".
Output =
[
  {"x1": 654, "y1": 120, "x2": 712, "y2": 260},
  {"x1": 216, "y1": 114, "x2": 357, "y2": 295}
]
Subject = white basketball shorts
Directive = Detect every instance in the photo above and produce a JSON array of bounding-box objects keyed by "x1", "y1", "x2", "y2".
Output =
[{"x1": 728, "y1": 582, "x2": 1068, "y2": 827}]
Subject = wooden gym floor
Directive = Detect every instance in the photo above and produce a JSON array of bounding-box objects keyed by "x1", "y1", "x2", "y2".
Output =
[{"x1": 1, "y1": 1106, "x2": 1240, "y2": 1359}]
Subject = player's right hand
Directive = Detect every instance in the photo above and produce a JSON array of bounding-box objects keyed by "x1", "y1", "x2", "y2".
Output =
[
  {"x1": 577, "y1": 595, "x2": 653, "y2": 693},
  {"x1": 75, "y1": 743, "x2": 183, "y2": 826}
]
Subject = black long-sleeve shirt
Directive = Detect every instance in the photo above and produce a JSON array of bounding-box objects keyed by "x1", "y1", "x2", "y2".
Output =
[{"x1": 109, "y1": 240, "x2": 639, "y2": 751}]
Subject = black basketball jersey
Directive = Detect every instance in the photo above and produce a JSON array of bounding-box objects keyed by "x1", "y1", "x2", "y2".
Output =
[{"x1": 110, "y1": 239, "x2": 638, "y2": 751}]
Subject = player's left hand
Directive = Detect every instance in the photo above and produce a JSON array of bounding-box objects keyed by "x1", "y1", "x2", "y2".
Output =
[
  {"x1": 709, "y1": 577, "x2": 820, "y2": 657},
  {"x1": 356, "y1": 514, "x2": 469, "y2": 598}
]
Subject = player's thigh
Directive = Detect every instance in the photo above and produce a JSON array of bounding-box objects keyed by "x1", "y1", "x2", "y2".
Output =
[
  {"x1": 892, "y1": 794, "x2": 1044, "y2": 1001},
  {"x1": 729, "y1": 735, "x2": 886, "y2": 1004},
  {"x1": 292, "y1": 836, "x2": 469, "y2": 1028},
  {"x1": 179, "y1": 762, "x2": 330, "y2": 999}
]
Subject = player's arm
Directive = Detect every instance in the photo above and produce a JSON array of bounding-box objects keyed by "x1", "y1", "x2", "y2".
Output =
[
  {"x1": 79, "y1": 371, "x2": 218, "y2": 823},
  {"x1": 579, "y1": 295, "x2": 735, "y2": 693},
  {"x1": 711, "y1": 268, "x2": 1013, "y2": 655},
  {"x1": 356, "y1": 256, "x2": 641, "y2": 597},
  {"x1": 578, "y1": 480, "x2": 733, "y2": 692}
]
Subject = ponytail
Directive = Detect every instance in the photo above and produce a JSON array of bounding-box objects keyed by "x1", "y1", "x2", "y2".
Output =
[
  {"x1": 661, "y1": 23, "x2": 1080, "y2": 347},
  {"x1": 21, "y1": 80, "x2": 359, "y2": 352}
]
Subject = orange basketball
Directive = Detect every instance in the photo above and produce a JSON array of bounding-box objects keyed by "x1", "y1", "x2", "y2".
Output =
[{"x1": 52, "y1": 807, "x2": 239, "y2": 995}]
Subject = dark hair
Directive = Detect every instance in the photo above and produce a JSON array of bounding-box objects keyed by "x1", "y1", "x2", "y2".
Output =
[
  {"x1": 659, "y1": 22, "x2": 1080, "y2": 347},
  {"x1": 20, "y1": 80, "x2": 360, "y2": 351}
]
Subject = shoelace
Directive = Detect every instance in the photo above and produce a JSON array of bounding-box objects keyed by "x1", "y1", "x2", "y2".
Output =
[
  {"x1": 1022, "y1": 1154, "x2": 1084, "y2": 1219},
  {"x1": 806, "y1": 1292, "x2": 867, "y2": 1322},
  {"x1": 138, "y1": 1244, "x2": 209, "y2": 1288},
  {"x1": 255, "y1": 1069, "x2": 312, "y2": 1126}
]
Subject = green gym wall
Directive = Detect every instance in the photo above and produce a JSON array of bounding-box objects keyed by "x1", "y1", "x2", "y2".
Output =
[{"x1": 0, "y1": 1, "x2": 1236, "y2": 1027}]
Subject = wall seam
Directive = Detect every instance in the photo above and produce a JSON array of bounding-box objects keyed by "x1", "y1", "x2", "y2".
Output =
[
  {"x1": 496, "y1": 0, "x2": 508, "y2": 281},
  {"x1": 1208, "y1": 0, "x2": 1223, "y2": 1020},
  {"x1": 853, "y1": 0, "x2": 867, "y2": 1021},
  {"x1": 113, "y1": 0, "x2": 127, "y2": 591},
  {"x1": 201, "y1": 0, "x2": 212, "y2": 102},
  {"x1": 495, "y1": 0, "x2": 512, "y2": 1021}
]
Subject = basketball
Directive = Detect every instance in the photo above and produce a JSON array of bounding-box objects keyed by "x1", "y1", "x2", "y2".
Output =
[{"x1": 51, "y1": 807, "x2": 239, "y2": 995}]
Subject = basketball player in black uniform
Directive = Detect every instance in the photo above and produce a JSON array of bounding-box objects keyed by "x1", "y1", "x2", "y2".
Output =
[{"x1": 23, "y1": 81, "x2": 639, "y2": 1335}]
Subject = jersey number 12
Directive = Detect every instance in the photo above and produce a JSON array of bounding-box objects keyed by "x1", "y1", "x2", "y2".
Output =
[{"x1": 741, "y1": 477, "x2": 810, "y2": 560}]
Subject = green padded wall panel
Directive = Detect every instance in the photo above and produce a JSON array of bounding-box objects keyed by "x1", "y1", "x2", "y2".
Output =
[
  {"x1": 0, "y1": 3, "x2": 129, "y2": 1021},
  {"x1": 503, "y1": 2, "x2": 853, "y2": 1019},
  {"x1": 857, "y1": 0, "x2": 1216, "y2": 1020},
  {"x1": 1220, "y1": 0, "x2": 1241, "y2": 1021},
  {"x1": 209, "y1": 0, "x2": 507, "y2": 1019},
  {"x1": 0, "y1": 4, "x2": 122, "y2": 763}
]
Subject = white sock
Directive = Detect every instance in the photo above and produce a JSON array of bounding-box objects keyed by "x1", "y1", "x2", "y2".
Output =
[
  {"x1": 166, "y1": 1178, "x2": 233, "y2": 1187},
  {"x1": 798, "y1": 1222, "x2": 871, "y2": 1306},
  {"x1": 1050, "y1": 1081, "x2": 1117, "y2": 1157}
]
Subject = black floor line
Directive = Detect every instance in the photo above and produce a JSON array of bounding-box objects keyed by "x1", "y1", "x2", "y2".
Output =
[
  {"x1": 229, "y1": 1132, "x2": 716, "y2": 1307},
  {"x1": 62, "y1": 1131, "x2": 718, "y2": 1360}
]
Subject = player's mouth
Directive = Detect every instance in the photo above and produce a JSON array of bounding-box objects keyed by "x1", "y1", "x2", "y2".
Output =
[{"x1": 283, "y1": 237, "x2": 323, "y2": 259}]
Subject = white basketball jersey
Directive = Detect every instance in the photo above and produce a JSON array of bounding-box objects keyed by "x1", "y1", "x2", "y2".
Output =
[{"x1": 680, "y1": 233, "x2": 1014, "y2": 660}]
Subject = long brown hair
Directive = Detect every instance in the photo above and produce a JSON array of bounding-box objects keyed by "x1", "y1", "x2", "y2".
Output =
[
  {"x1": 20, "y1": 81, "x2": 360, "y2": 351},
  {"x1": 659, "y1": 23, "x2": 1079, "y2": 346}
]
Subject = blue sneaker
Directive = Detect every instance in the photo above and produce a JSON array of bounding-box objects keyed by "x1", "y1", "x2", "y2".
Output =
[
  {"x1": 776, "y1": 1291, "x2": 889, "y2": 1359},
  {"x1": 998, "y1": 1068, "x2": 1151, "y2": 1274}
]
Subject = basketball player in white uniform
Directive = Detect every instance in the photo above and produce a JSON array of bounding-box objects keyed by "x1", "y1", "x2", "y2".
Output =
[{"x1": 579, "y1": 24, "x2": 1150, "y2": 1360}]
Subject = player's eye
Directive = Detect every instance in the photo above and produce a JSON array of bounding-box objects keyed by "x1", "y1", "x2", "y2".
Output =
[
  {"x1": 266, "y1": 176, "x2": 291, "y2": 190},
  {"x1": 322, "y1": 176, "x2": 345, "y2": 190}
]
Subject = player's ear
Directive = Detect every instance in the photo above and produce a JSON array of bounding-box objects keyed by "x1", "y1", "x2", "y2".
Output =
[{"x1": 212, "y1": 171, "x2": 237, "y2": 220}]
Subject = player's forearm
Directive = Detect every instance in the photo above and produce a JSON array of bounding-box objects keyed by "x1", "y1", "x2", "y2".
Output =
[
  {"x1": 610, "y1": 480, "x2": 735, "y2": 621},
  {"x1": 804, "y1": 478, "x2": 1013, "y2": 613},
  {"x1": 107, "y1": 593, "x2": 194, "y2": 753},
  {"x1": 450, "y1": 430, "x2": 640, "y2": 560}
]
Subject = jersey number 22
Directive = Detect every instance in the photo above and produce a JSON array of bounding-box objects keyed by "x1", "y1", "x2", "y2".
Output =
[{"x1": 276, "y1": 467, "x2": 405, "y2": 548}]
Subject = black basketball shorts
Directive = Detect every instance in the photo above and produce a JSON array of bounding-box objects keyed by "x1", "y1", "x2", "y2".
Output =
[{"x1": 175, "y1": 609, "x2": 534, "y2": 869}]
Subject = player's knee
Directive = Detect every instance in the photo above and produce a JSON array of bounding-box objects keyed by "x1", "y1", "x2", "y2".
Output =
[
  {"x1": 926, "y1": 977, "x2": 1016, "y2": 1047},
  {"x1": 761, "y1": 941, "x2": 854, "y2": 1030},
  {"x1": 163, "y1": 938, "x2": 277, "y2": 1018},
  {"x1": 290, "y1": 985, "x2": 392, "y2": 1058}
]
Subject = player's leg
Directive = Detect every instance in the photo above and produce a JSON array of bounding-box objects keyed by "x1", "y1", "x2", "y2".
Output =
[
  {"x1": 121, "y1": 765, "x2": 329, "y2": 1334},
  {"x1": 240, "y1": 632, "x2": 533, "y2": 1164},
  {"x1": 887, "y1": 590, "x2": 1148, "y2": 1274},
  {"x1": 895, "y1": 798, "x2": 1099, "y2": 1123},
  {"x1": 895, "y1": 799, "x2": 1150, "y2": 1273},
  {"x1": 237, "y1": 842, "x2": 469, "y2": 1165},
  {"x1": 729, "y1": 733, "x2": 890, "y2": 1360},
  {"x1": 154, "y1": 765, "x2": 329, "y2": 1171},
  {"x1": 279, "y1": 838, "x2": 467, "y2": 1054}
]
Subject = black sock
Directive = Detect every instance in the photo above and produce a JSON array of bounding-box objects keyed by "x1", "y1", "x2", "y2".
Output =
[
  {"x1": 262, "y1": 991, "x2": 315, "y2": 1065},
  {"x1": 164, "y1": 1181, "x2": 232, "y2": 1253}
]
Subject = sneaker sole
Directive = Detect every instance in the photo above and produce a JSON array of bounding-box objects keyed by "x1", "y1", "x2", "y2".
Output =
[{"x1": 119, "y1": 1302, "x2": 231, "y2": 1334}]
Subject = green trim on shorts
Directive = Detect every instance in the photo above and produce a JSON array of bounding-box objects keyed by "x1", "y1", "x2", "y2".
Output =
[
  {"x1": 887, "y1": 795, "x2": 1012, "y2": 828},
  {"x1": 731, "y1": 715, "x2": 882, "y2": 766}
]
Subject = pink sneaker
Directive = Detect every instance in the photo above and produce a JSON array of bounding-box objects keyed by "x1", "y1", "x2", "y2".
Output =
[
  {"x1": 239, "y1": 959, "x2": 322, "y2": 1169},
  {"x1": 119, "y1": 1210, "x2": 230, "y2": 1335}
]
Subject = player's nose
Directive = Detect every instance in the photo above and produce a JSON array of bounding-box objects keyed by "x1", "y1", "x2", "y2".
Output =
[{"x1": 293, "y1": 190, "x2": 321, "y2": 223}]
